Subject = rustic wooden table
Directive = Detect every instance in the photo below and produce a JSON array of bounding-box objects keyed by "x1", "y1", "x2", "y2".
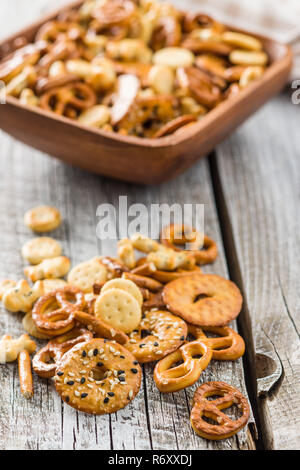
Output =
[{"x1": 0, "y1": 0, "x2": 299, "y2": 451}]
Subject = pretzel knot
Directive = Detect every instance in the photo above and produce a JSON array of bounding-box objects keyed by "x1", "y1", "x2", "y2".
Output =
[
  {"x1": 190, "y1": 381, "x2": 250, "y2": 440},
  {"x1": 40, "y1": 82, "x2": 97, "y2": 116},
  {"x1": 160, "y1": 224, "x2": 218, "y2": 265},
  {"x1": 188, "y1": 325, "x2": 245, "y2": 361},
  {"x1": 32, "y1": 286, "x2": 86, "y2": 337},
  {"x1": 32, "y1": 327, "x2": 93, "y2": 378},
  {"x1": 92, "y1": 0, "x2": 136, "y2": 27},
  {"x1": 154, "y1": 340, "x2": 212, "y2": 393}
]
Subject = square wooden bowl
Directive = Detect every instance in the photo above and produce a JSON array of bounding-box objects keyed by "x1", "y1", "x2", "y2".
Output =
[{"x1": 0, "y1": 1, "x2": 293, "y2": 184}]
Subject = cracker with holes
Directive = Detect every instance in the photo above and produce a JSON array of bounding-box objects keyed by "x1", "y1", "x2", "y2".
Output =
[
  {"x1": 101, "y1": 278, "x2": 143, "y2": 307},
  {"x1": 67, "y1": 257, "x2": 108, "y2": 293},
  {"x1": 125, "y1": 310, "x2": 187, "y2": 363},
  {"x1": 24, "y1": 205, "x2": 62, "y2": 232},
  {"x1": 163, "y1": 273, "x2": 243, "y2": 327},
  {"x1": 22, "y1": 237, "x2": 62, "y2": 264},
  {"x1": 54, "y1": 338, "x2": 141, "y2": 415},
  {"x1": 94, "y1": 288, "x2": 141, "y2": 334}
]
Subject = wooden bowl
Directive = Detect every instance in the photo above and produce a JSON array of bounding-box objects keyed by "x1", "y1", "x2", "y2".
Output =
[{"x1": 0, "y1": 1, "x2": 293, "y2": 184}]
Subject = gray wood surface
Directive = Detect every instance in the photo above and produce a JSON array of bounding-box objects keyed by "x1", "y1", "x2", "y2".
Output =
[{"x1": 0, "y1": 0, "x2": 299, "y2": 451}]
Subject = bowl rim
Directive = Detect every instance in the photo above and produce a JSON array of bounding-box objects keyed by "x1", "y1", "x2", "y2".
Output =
[{"x1": 1, "y1": 0, "x2": 293, "y2": 149}]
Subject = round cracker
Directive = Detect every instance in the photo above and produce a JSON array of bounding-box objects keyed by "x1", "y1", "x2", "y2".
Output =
[
  {"x1": 22, "y1": 237, "x2": 62, "y2": 264},
  {"x1": 24, "y1": 206, "x2": 62, "y2": 232},
  {"x1": 67, "y1": 258, "x2": 107, "y2": 293},
  {"x1": 95, "y1": 288, "x2": 141, "y2": 333},
  {"x1": 22, "y1": 311, "x2": 52, "y2": 340},
  {"x1": 101, "y1": 278, "x2": 143, "y2": 307},
  {"x1": 163, "y1": 273, "x2": 243, "y2": 326}
]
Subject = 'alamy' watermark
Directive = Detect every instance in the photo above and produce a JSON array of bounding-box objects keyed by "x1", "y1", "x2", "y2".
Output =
[
  {"x1": 96, "y1": 196, "x2": 204, "y2": 244},
  {"x1": 291, "y1": 80, "x2": 300, "y2": 104},
  {"x1": 0, "y1": 81, "x2": 6, "y2": 104}
]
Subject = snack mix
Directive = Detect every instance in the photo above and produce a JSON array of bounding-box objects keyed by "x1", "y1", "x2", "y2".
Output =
[
  {"x1": 0, "y1": 206, "x2": 251, "y2": 441},
  {"x1": 0, "y1": 0, "x2": 269, "y2": 138}
]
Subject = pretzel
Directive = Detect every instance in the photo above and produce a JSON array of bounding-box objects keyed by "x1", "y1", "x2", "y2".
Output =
[
  {"x1": 32, "y1": 286, "x2": 85, "y2": 337},
  {"x1": 101, "y1": 256, "x2": 129, "y2": 277},
  {"x1": 91, "y1": 0, "x2": 136, "y2": 28},
  {"x1": 18, "y1": 350, "x2": 34, "y2": 399},
  {"x1": 152, "y1": 265, "x2": 202, "y2": 284},
  {"x1": 154, "y1": 339, "x2": 212, "y2": 392},
  {"x1": 55, "y1": 338, "x2": 141, "y2": 414},
  {"x1": 32, "y1": 327, "x2": 93, "y2": 378},
  {"x1": 125, "y1": 310, "x2": 187, "y2": 363},
  {"x1": 74, "y1": 310, "x2": 128, "y2": 345},
  {"x1": 177, "y1": 67, "x2": 221, "y2": 109},
  {"x1": 182, "y1": 13, "x2": 222, "y2": 33},
  {"x1": 181, "y1": 38, "x2": 233, "y2": 56},
  {"x1": 163, "y1": 273, "x2": 243, "y2": 327},
  {"x1": 131, "y1": 262, "x2": 156, "y2": 277},
  {"x1": 0, "y1": 334, "x2": 36, "y2": 364},
  {"x1": 22, "y1": 311, "x2": 52, "y2": 340},
  {"x1": 0, "y1": 43, "x2": 44, "y2": 83},
  {"x1": 40, "y1": 81, "x2": 96, "y2": 117},
  {"x1": 123, "y1": 272, "x2": 162, "y2": 292},
  {"x1": 160, "y1": 224, "x2": 218, "y2": 265},
  {"x1": 142, "y1": 291, "x2": 165, "y2": 311},
  {"x1": 153, "y1": 115, "x2": 197, "y2": 138},
  {"x1": 35, "y1": 73, "x2": 78, "y2": 95},
  {"x1": 188, "y1": 325, "x2": 245, "y2": 361},
  {"x1": 35, "y1": 21, "x2": 83, "y2": 43},
  {"x1": 37, "y1": 41, "x2": 79, "y2": 72},
  {"x1": 190, "y1": 381, "x2": 250, "y2": 440},
  {"x1": 151, "y1": 16, "x2": 182, "y2": 50}
]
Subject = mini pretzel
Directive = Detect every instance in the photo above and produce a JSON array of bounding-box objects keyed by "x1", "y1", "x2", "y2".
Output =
[
  {"x1": 18, "y1": 350, "x2": 34, "y2": 399},
  {"x1": 190, "y1": 381, "x2": 250, "y2": 440},
  {"x1": 101, "y1": 256, "x2": 129, "y2": 277},
  {"x1": 91, "y1": 0, "x2": 136, "y2": 28},
  {"x1": 151, "y1": 16, "x2": 182, "y2": 51},
  {"x1": 152, "y1": 265, "x2": 202, "y2": 284},
  {"x1": 163, "y1": 273, "x2": 243, "y2": 326},
  {"x1": 36, "y1": 73, "x2": 78, "y2": 94},
  {"x1": 160, "y1": 224, "x2": 218, "y2": 265},
  {"x1": 54, "y1": 338, "x2": 141, "y2": 415},
  {"x1": 142, "y1": 291, "x2": 165, "y2": 311},
  {"x1": 125, "y1": 310, "x2": 187, "y2": 363},
  {"x1": 32, "y1": 286, "x2": 85, "y2": 337},
  {"x1": 181, "y1": 38, "x2": 233, "y2": 57},
  {"x1": 32, "y1": 327, "x2": 93, "y2": 378},
  {"x1": 131, "y1": 262, "x2": 156, "y2": 277},
  {"x1": 154, "y1": 339, "x2": 212, "y2": 392},
  {"x1": 122, "y1": 272, "x2": 162, "y2": 292},
  {"x1": 177, "y1": 67, "x2": 221, "y2": 109},
  {"x1": 188, "y1": 325, "x2": 245, "y2": 361},
  {"x1": 40, "y1": 81, "x2": 96, "y2": 116},
  {"x1": 74, "y1": 310, "x2": 128, "y2": 345},
  {"x1": 153, "y1": 115, "x2": 197, "y2": 138}
]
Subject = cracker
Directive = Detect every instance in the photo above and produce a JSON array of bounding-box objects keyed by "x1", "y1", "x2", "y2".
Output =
[
  {"x1": 101, "y1": 278, "x2": 143, "y2": 307},
  {"x1": 94, "y1": 288, "x2": 141, "y2": 333},
  {"x1": 22, "y1": 237, "x2": 62, "y2": 264},
  {"x1": 22, "y1": 311, "x2": 52, "y2": 340},
  {"x1": 41, "y1": 278, "x2": 68, "y2": 294},
  {"x1": 163, "y1": 273, "x2": 243, "y2": 327},
  {"x1": 24, "y1": 205, "x2": 62, "y2": 232},
  {"x1": 24, "y1": 256, "x2": 71, "y2": 282},
  {"x1": 67, "y1": 257, "x2": 107, "y2": 293}
]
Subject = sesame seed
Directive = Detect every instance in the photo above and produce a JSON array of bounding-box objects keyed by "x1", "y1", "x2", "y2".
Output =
[
  {"x1": 129, "y1": 339, "x2": 137, "y2": 343},
  {"x1": 118, "y1": 370, "x2": 125, "y2": 375},
  {"x1": 110, "y1": 329, "x2": 116, "y2": 337},
  {"x1": 120, "y1": 355, "x2": 125, "y2": 359},
  {"x1": 108, "y1": 392, "x2": 115, "y2": 397},
  {"x1": 129, "y1": 390, "x2": 133, "y2": 399},
  {"x1": 80, "y1": 370, "x2": 87, "y2": 374},
  {"x1": 65, "y1": 396, "x2": 70, "y2": 403},
  {"x1": 57, "y1": 371, "x2": 63, "y2": 376},
  {"x1": 119, "y1": 376, "x2": 125, "y2": 382},
  {"x1": 87, "y1": 384, "x2": 93, "y2": 389},
  {"x1": 131, "y1": 368, "x2": 138, "y2": 374},
  {"x1": 88, "y1": 377, "x2": 94, "y2": 382},
  {"x1": 88, "y1": 349, "x2": 93, "y2": 358},
  {"x1": 104, "y1": 397, "x2": 109, "y2": 404},
  {"x1": 82, "y1": 351, "x2": 87, "y2": 357},
  {"x1": 82, "y1": 360, "x2": 89, "y2": 365},
  {"x1": 81, "y1": 393, "x2": 88, "y2": 398},
  {"x1": 133, "y1": 361, "x2": 138, "y2": 365},
  {"x1": 67, "y1": 381, "x2": 74, "y2": 386},
  {"x1": 139, "y1": 344, "x2": 146, "y2": 348},
  {"x1": 180, "y1": 336, "x2": 185, "y2": 341},
  {"x1": 93, "y1": 349, "x2": 98, "y2": 356},
  {"x1": 97, "y1": 362, "x2": 104, "y2": 367},
  {"x1": 99, "y1": 348, "x2": 104, "y2": 354},
  {"x1": 76, "y1": 378, "x2": 81, "y2": 383},
  {"x1": 68, "y1": 372, "x2": 75, "y2": 377},
  {"x1": 75, "y1": 391, "x2": 80, "y2": 397},
  {"x1": 80, "y1": 378, "x2": 86, "y2": 384},
  {"x1": 156, "y1": 350, "x2": 162, "y2": 354},
  {"x1": 153, "y1": 342, "x2": 159, "y2": 346}
]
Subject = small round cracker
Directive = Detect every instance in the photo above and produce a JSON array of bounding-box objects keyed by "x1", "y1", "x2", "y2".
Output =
[
  {"x1": 24, "y1": 206, "x2": 62, "y2": 232},
  {"x1": 101, "y1": 278, "x2": 143, "y2": 307},
  {"x1": 67, "y1": 258, "x2": 107, "y2": 293},
  {"x1": 163, "y1": 273, "x2": 243, "y2": 326},
  {"x1": 22, "y1": 237, "x2": 62, "y2": 264},
  {"x1": 22, "y1": 311, "x2": 52, "y2": 340},
  {"x1": 95, "y1": 288, "x2": 141, "y2": 333}
]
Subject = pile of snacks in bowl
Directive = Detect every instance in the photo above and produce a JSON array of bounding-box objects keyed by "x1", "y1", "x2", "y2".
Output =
[
  {"x1": 0, "y1": 205, "x2": 250, "y2": 441},
  {"x1": 0, "y1": 0, "x2": 269, "y2": 138}
]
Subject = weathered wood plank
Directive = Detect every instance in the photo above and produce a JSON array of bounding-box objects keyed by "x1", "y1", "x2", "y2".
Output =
[{"x1": 215, "y1": 91, "x2": 300, "y2": 450}]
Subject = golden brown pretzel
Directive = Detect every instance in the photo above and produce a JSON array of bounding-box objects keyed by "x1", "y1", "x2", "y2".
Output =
[
  {"x1": 101, "y1": 256, "x2": 130, "y2": 277},
  {"x1": 32, "y1": 327, "x2": 93, "y2": 378},
  {"x1": 92, "y1": 0, "x2": 136, "y2": 27},
  {"x1": 182, "y1": 13, "x2": 217, "y2": 32},
  {"x1": 190, "y1": 381, "x2": 250, "y2": 440},
  {"x1": 188, "y1": 325, "x2": 245, "y2": 361},
  {"x1": 160, "y1": 224, "x2": 218, "y2": 265},
  {"x1": 151, "y1": 16, "x2": 182, "y2": 51},
  {"x1": 154, "y1": 339, "x2": 212, "y2": 392},
  {"x1": 32, "y1": 286, "x2": 86, "y2": 337},
  {"x1": 18, "y1": 350, "x2": 34, "y2": 399},
  {"x1": 153, "y1": 114, "x2": 197, "y2": 138},
  {"x1": 40, "y1": 81, "x2": 96, "y2": 116},
  {"x1": 181, "y1": 38, "x2": 233, "y2": 56},
  {"x1": 73, "y1": 310, "x2": 128, "y2": 345},
  {"x1": 125, "y1": 310, "x2": 187, "y2": 363},
  {"x1": 35, "y1": 21, "x2": 84, "y2": 43},
  {"x1": 177, "y1": 67, "x2": 221, "y2": 109},
  {"x1": 123, "y1": 272, "x2": 163, "y2": 292},
  {"x1": 35, "y1": 73, "x2": 78, "y2": 94}
]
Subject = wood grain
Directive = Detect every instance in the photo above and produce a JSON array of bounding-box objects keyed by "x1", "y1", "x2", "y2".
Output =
[{"x1": 215, "y1": 90, "x2": 300, "y2": 450}]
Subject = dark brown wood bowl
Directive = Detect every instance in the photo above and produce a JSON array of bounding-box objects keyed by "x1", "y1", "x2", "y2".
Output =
[{"x1": 0, "y1": 1, "x2": 293, "y2": 184}]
